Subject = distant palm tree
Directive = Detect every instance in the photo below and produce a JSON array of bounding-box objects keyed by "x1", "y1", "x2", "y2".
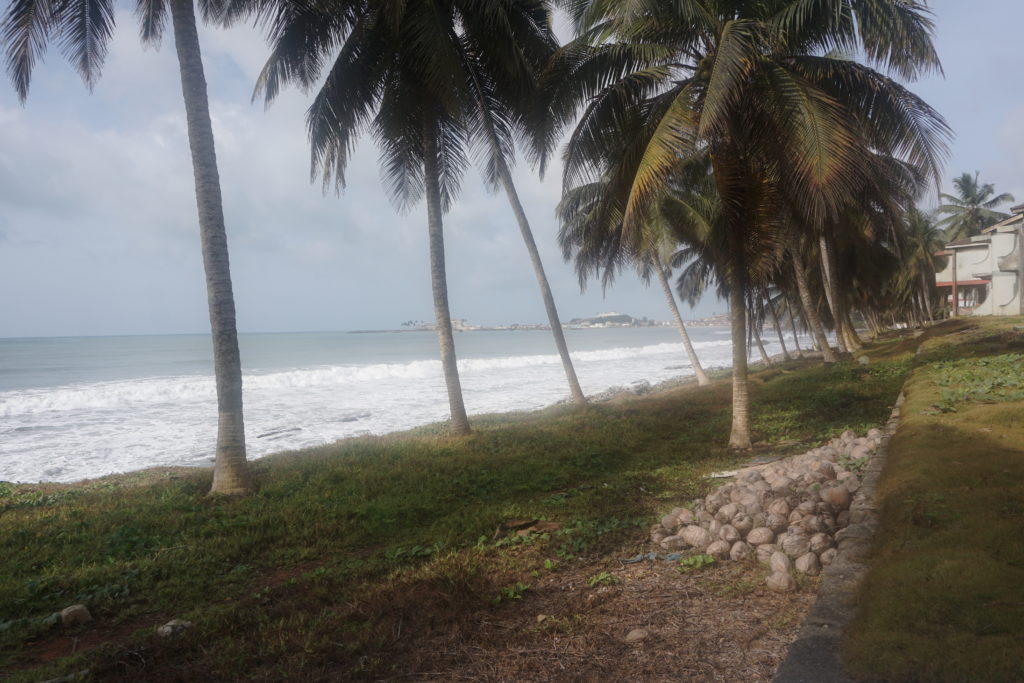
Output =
[
  {"x1": 938, "y1": 172, "x2": 1015, "y2": 241},
  {"x1": 2, "y1": 0, "x2": 254, "y2": 494},
  {"x1": 551, "y1": 0, "x2": 949, "y2": 448}
]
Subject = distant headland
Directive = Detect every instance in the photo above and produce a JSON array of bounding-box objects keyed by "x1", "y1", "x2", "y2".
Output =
[{"x1": 349, "y1": 311, "x2": 729, "y2": 333}]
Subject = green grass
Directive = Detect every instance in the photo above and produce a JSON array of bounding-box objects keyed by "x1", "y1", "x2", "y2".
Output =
[
  {"x1": 844, "y1": 318, "x2": 1024, "y2": 682},
  {"x1": 0, "y1": 350, "x2": 913, "y2": 681}
]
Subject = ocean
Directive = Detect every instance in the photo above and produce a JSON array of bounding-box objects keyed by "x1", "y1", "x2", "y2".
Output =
[{"x1": 0, "y1": 326, "x2": 800, "y2": 483}]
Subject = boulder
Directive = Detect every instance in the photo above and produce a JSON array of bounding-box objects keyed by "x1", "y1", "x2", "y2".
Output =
[
  {"x1": 156, "y1": 619, "x2": 194, "y2": 638},
  {"x1": 60, "y1": 605, "x2": 92, "y2": 627}
]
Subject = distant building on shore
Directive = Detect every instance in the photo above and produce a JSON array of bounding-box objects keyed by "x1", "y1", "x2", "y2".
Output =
[{"x1": 935, "y1": 204, "x2": 1024, "y2": 316}]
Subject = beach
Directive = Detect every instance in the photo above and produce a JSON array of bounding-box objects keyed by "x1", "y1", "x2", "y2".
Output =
[{"x1": 0, "y1": 326, "x2": 804, "y2": 483}]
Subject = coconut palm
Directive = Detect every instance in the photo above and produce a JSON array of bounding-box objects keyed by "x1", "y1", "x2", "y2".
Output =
[
  {"x1": 937, "y1": 172, "x2": 1015, "y2": 241},
  {"x1": 549, "y1": 0, "x2": 949, "y2": 448},
  {"x1": 2, "y1": 0, "x2": 254, "y2": 494},
  {"x1": 233, "y1": 0, "x2": 590, "y2": 417}
]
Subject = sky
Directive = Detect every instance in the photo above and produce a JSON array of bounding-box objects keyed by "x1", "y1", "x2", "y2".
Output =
[{"x1": 1, "y1": 0, "x2": 1022, "y2": 337}]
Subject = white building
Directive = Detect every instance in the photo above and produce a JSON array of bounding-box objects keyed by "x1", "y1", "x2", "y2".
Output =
[{"x1": 934, "y1": 204, "x2": 1023, "y2": 316}]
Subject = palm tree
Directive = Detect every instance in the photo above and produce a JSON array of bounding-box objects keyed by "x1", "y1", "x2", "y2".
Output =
[
  {"x1": 556, "y1": 176, "x2": 711, "y2": 386},
  {"x1": 938, "y1": 172, "x2": 1015, "y2": 241},
  {"x1": 901, "y1": 208, "x2": 945, "y2": 322},
  {"x1": 2, "y1": 0, "x2": 254, "y2": 494},
  {"x1": 235, "y1": 1, "x2": 589, "y2": 418},
  {"x1": 550, "y1": 0, "x2": 949, "y2": 448}
]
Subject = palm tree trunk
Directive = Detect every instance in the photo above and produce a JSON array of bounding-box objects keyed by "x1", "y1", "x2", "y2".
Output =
[
  {"x1": 766, "y1": 296, "x2": 792, "y2": 361},
  {"x1": 422, "y1": 117, "x2": 470, "y2": 435},
  {"x1": 791, "y1": 250, "x2": 837, "y2": 363},
  {"x1": 653, "y1": 253, "x2": 709, "y2": 385},
  {"x1": 728, "y1": 268, "x2": 751, "y2": 449},
  {"x1": 786, "y1": 300, "x2": 804, "y2": 358},
  {"x1": 753, "y1": 316, "x2": 771, "y2": 366},
  {"x1": 497, "y1": 163, "x2": 587, "y2": 403},
  {"x1": 818, "y1": 234, "x2": 849, "y2": 354},
  {"x1": 169, "y1": 0, "x2": 252, "y2": 496},
  {"x1": 919, "y1": 269, "x2": 934, "y2": 322},
  {"x1": 844, "y1": 310, "x2": 863, "y2": 349}
]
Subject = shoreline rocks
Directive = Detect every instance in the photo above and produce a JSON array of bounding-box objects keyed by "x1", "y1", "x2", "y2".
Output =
[{"x1": 651, "y1": 430, "x2": 882, "y2": 591}]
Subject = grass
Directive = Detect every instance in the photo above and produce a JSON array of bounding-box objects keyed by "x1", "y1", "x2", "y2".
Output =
[
  {"x1": 0, "y1": 349, "x2": 913, "y2": 681},
  {"x1": 844, "y1": 317, "x2": 1024, "y2": 682}
]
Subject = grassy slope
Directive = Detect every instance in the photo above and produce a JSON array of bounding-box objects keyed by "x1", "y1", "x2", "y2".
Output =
[
  {"x1": 0, "y1": 351, "x2": 912, "y2": 681},
  {"x1": 845, "y1": 317, "x2": 1024, "y2": 682}
]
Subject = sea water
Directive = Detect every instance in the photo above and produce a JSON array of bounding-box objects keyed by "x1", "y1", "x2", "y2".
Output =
[{"x1": 0, "y1": 326, "x2": 801, "y2": 483}]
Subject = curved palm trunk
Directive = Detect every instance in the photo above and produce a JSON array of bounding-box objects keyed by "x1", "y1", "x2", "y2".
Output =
[
  {"x1": 791, "y1": 250, "x2": 837, "y2": 363},
  {"x1": 497, "y1": 164, "x2": 587, "y2": 404},
  {"x1": 786, "y1": 301, "x2": 804, "y2": 358},
  {"x1": 817, "y1": 234, "x2": 849, "y2": 354},
  {"x1": 752, "y1": 313, "x2": 771, "y2": 366},
  {"x1": 919, "y1": 269, "x2": 934, "y2": 322},
  {"x1": 653, "y1": 253, "x2": 709, "y2": 386},
  {"x1": 766, "y1": 296, "x2": 791, "y2": 361},
  {"x1": 423, "y1": 118, "x2": 470, "y2": 435},
  {"x1": 169, "y1": 0, "x2": 252, "y2": 495},
  {"x1": 728, "y1": 269, "x2": 751, "y2": 449}
]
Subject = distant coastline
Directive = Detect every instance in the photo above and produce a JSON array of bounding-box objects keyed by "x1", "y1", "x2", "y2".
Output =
[{"x1": 350, "y1": 311, "x2": 730, "y2": 334}]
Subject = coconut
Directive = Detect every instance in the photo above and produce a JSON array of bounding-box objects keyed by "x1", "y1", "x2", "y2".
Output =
[
  {"x1": 660, "y1": 513, "x2": 681, "y2": 531},
  {"x1": 651, "y1": 528, "x2": 670, "y2": 544},
  {"x1": 682, "y1": 525, "x2": 713, "y2": 550},
  {"x1": 661, "y1": 535, "x2": 689, "y2": 550},
  {"x1": 782, "y1": 532, "x2": 811, "y2": 558},
  {"x1": 732, "y1": 513, "x2": 754, "y2": 536},
  {"x1": 768, "y1": 499, "x2": 790, "y2": 517},
  {"x1": 729, "y1": 541, "x2": 754, "y2": 562},
  {"x1": 756, "y1": 544, "x2": 776, "y2": 565},
  {"x1": 850, "y1": 444, "x2": 872, "y2": 460},
  {"x1": 719, "y1": 524, "x2": 740, "y2": 544},
  {"x1": 706, "y1": 539, "x2": 731, "y2": 560},
  {"x1": 837, "y1": 510, "x2": 850, "y2": 527},
  {"x1": 676, "y1": 507, "x2": 695, "y2": 525},
  {"x1": 795, "y1": 552, "x2": 821, "y2": 575},
  {"x1": 766, "y1": 571, "x2": 797, "y2": 592},
  {"x1": 809, "y1": 533, "x2": 833, "y2": 554},
  {"x1": 819, "y1": 547, "x2": 838, "y2": 566},
  {"x1": 746, "y1": 527, "x2": 775, "y2": 545},
  {"x1": 820, "y1": 484, "x2": 852, "y2": 510},
  {"x1": 716, "y1": 503, "x2": 739, "y2": 523},
  {"x1": 769, "y1": 551, "x2": 792, "y2": 574},
  {"x1": 767, "y1": 513, "x2": 788, "y2": 534}
]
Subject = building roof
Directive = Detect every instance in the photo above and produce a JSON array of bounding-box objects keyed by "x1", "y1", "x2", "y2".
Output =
[
  {"x1": 982, "y1": 212, "x2": 1022, "y2": 233},
  {"x1": 944, "y1": 236, "x2": 990, "y2": 248}
]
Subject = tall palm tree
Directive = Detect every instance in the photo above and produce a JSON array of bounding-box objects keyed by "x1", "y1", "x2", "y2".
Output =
[
  {"x1": 549, "y1": 0, "x2": 949, "y2": 448},
  {"x1": 235, "y1": 0, "x2": 589, "y2": 418},
  {"x1": 938, "y1": 172, "x2": 1015, "y2": 241},
  {"x1": 2, "y1": 0, "x2": 254, "y2": 494}
]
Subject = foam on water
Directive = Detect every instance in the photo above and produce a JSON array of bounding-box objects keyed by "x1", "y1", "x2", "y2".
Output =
[{"x1": 0, "y1": 330, "x2": 802, "y2": 483}]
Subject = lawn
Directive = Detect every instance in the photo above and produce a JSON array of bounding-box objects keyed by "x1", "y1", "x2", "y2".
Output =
[{"x1": 0, "y1": 347, "x2": 912, "y2": 681}]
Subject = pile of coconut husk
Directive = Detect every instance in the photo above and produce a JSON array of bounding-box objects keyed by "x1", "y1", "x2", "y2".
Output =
[{"x1": 651, "y1": 429, "x2": 882, "y2": 591}]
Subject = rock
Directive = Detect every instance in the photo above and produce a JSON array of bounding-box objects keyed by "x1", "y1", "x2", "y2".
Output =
[
  {"x1": 624, "y1": 628, "x2": 650, "y2": 644},
  {"x1": 732, "y1": 514, "x2": 754, "y2": 537},
  {"x1": 867, "y1": 428, "x2": 882, "y2": 439},
  {"x1": 770, "y1": 551, "x2": 792, "y2": 574},
  {"x1": 719, "y1": 524, "x2": 740, "y2": 544},
  {"x1": 756, "y1": 544, "x2": 777, "y2": 565},
  {"x1": 781, "y1": 532, "x2": 811, "y2": 558},
  {"x1": 156, "y1": 619, "x2": 194, "y2": 638},
  {"x1": 682, "y1": 525, "x2": 713, "y2": 550},
  {"x1": 706, "y1": 539, "x2": 731, "y2": 560},
  {"x1": 846, "y1": 478, "x2": 861, "y2": 493},
  {"x1": 809, "y1": 533, "x2": 834, "y2": 554},
  {"x1": 841, "y1": 430, "x2": 856, "y2": 441},
  {"x1": 536, "y1": 614, "x2": 548, "y2": 624},
  {"x1": 766, "y1": 513, "x2": 788, "y2": 534},
  {"x1": 729, "y1": 541, "x2": 753, "y2": 562},
  {"x1": 819, "y1": 547, "x2": 838, "y2": 566},
  {"x1": 766, "y1": 571, "x2": 797, "y2": 592},
  {"x1": 795, "y1": 552, "x2": 821, "y2": 576},
  {"x1": 857, "y1": 355, "x2": 870, "y2": 365},
  {"x1": 660, "y1": 534, "x2": 689, "y2": 551},
  {"x1": 60, "y1": 605, "x2": 92, "y2": 626}
]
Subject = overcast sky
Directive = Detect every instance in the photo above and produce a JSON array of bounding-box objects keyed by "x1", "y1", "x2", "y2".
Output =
[{"x1": 1, "y1": 0, "x2": 1022, "y2": 337}]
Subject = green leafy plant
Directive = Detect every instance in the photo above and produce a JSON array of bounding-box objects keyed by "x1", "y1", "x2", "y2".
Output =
[
  {"x1": 587, "y1": 571, "x2": 620, "y2": 587},
  {"x1": 677, "y1": 554, "x2": 716, "y2": 573},
  {"x1": 494, "y1": 581, "x2": 529, "y2": 604}
]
